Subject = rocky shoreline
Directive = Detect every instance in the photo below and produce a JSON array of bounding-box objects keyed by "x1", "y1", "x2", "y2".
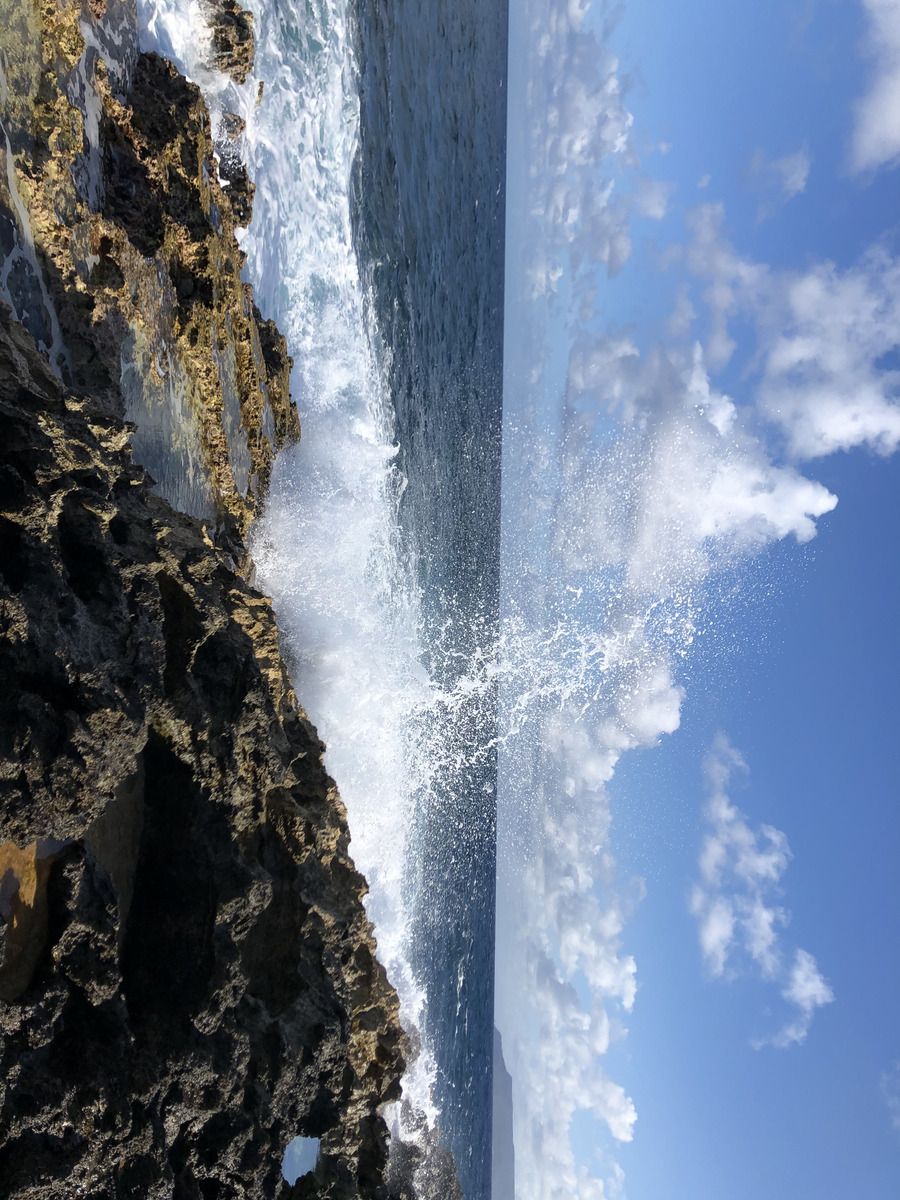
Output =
[{"x1": 0, "y1": 0, "x2": 429, "y2": 1193}]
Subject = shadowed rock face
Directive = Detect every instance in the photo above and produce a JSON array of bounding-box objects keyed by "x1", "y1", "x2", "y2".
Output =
[
  {"x1": 0, "y1": 308, "x2": 405, "y2": 1198},
  {"x1": 0, "y1": 0, "x2": 466, "y2": 1194}
]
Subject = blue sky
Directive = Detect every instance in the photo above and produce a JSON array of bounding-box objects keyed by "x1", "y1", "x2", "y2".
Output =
[
  {"x1": 613, "y1": 446, "x2": 900, "y2": 1200},
  {"x1": 496, "y1": 0, "x2": 900, "y2": 1197}
]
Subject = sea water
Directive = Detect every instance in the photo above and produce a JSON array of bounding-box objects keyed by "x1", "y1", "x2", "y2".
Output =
[
  {"x1": 136, "y1": 0, "x2": 509, "y2": 1196},
  {"x1": 351, "y1": 2, "x2": 507, "y2": 1195}
]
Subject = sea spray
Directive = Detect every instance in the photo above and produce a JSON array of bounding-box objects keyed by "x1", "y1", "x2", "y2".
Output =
[
  {"x1": 137, "y1": 0, "x2": 445, "y2": 1139},
  {"x1": 135, "y1": 0, "x2": 508, "y2": 1190},
  {"x1": 349, "y1": 4, "x2": 508, "y2": 1195}
]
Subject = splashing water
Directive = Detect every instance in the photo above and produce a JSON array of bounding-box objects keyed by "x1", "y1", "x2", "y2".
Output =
[
  {"x1": 136, "y1": 0, "x2": 507, "y2": 1158},
  {"x1": 134, "y1": 0, "x2": 846, "y2": 1196}
]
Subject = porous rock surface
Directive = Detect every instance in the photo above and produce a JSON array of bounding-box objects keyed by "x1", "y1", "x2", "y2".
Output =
[
  {"x1": 0, "y1": 0, "x2": 416, "y2": 1193},
  {"x1": 202, "y1": 0, "x2": 256, "y2": 84},
  {"x1": 0, "y1": 306, "x2": 405, "y2": 1198},
  {"x1": 0, "y1": 0, "x2": 296, "y2": 545}
]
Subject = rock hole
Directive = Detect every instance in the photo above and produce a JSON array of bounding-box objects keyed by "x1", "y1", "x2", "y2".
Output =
[
  {"x1": 281, "y1": 1137, "x2": 319, "y2": 1186},
  {"x1": 120, "y1": 732, "x2": 216, "y2": 1030},
  {"x1": 57, "y1": 496, "x2": 117, "y2": 606}
]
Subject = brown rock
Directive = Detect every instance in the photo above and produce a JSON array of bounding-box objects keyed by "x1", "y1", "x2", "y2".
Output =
[
  {"x1": 203, "y1": 0, "x2": 256, "y2": 84},
  {"x1": 0, "y1": 306, "x2": 404, "y2": 1198},
  {"x1": 0, "y1": 0, "x2": 297, "y2": 546}
]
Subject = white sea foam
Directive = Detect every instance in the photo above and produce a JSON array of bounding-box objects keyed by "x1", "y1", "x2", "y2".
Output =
[{"x1": 136, "y1": 0, "x2": 446, "y2": 1136}]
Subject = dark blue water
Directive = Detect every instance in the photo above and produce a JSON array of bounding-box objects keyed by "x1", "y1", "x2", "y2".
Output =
[{"x1": 350, "y1": 2, "x2": 509, "y2": 1196}]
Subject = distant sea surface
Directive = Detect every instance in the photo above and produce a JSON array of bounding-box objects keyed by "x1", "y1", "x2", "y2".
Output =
[{"x1": 350, "y1": 2, "x2": 509, "y2": 1196}]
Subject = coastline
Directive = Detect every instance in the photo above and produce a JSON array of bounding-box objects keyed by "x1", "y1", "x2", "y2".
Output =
[{"x1": 0, "y1": 0, "x2": 436, "y2": 1193}]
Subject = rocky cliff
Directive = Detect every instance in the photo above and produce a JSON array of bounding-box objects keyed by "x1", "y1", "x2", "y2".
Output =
[
  {"x1": 0, "y1": 0, "x2": 295, "y2": 551},
  {"x1": 0, "y1": 307, "x2": 404, "y2": 1198},
  {"x1": 0, "y1": 0, "x2": 413, "y2": 1194}
]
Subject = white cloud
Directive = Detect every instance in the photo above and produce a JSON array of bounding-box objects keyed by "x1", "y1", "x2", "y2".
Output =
[
  {"x1": 748, "y1": 146, "x2": 811, "y2": 221},
  {"x1": 667, "y1": 286, "x2": 696, "y2": 338},
  {"x1": 852, "y1": 0, "x2": 900, "y2": 172},
  {"x1": 882, "y1": 1061, "x2": 900, "y2": 1131},
  {"x1": 560, "y1": 339, "x2": 837, "y2": 585},
  {"x1": 635, "y1": 177, "x2": 673, "y2": 220},
  {"x1": 691, "y1": 735, "x2": 834, "y2": 1046},
  {"x1": 757, "y1": 249, "x2": 900, "y2": 458},
  {"x1": 691, "y1": 892, "x2": 736, "y2": 977},
  {"x1": 697, "y1": 173, "x2": 711, "y2": 189},
  {"x1": 683, "y1": 205, "x2": 900, "y2": 458},
  {"x1": 498, "y1": 321, "x2": 837, "y2": 1199},
  {"x1": 684, "y1": 203, "x2": 768, "y2": 369},
  {"x1": 495, "y1": 3, "x2": 900, "y2": 1193},
  {"x1": 520, "y1": 0, "x2": 637, "y2": 293},
  {"x1": 759, "y1": 949, "x2": 835, "y2": 1047},
  {"x1": 773, "y1": 149, "x2": 812, "y2": 198}
]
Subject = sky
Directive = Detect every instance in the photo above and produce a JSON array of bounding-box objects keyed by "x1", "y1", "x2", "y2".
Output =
[{"x1": 496, "y1": 1, "x2": 900, "y2": 1198}]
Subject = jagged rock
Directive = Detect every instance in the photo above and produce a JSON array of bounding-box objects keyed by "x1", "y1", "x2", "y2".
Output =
[
  {"x1": 0, "y1": 0, "x2": 296, "y2": 544},
  {"x1": 215, "y1": 112, "x2": 256, "y2": 229},
  {"x1": 0, "y1": 0, "x2": 466, "y2": 1194},
  {"x1": 385, "y1": 1104, "x2": 464, "y2": 1200},
  {"x1": 0, "y1": 306, "x2": 405, "y2": 1198},
  {"x1": 202, "y1": 0, "x2": 256, "y2": 84}
]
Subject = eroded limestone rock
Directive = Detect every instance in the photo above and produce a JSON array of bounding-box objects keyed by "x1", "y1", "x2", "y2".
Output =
[
  {"x1": 0, "y1": 0, "x2": 296, "y2": 546},
  {"x1": 0, "y1": 307, "x2": 404, "y2": 1198},
  {"x1": 202, "y1": 0, "x2": 256, "y2": 84}
]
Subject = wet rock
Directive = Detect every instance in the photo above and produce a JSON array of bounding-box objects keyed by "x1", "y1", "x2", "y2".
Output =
[
  {"x1": 202, "y1": 0, "x2": 256, "y2": 84},
  {"x1": 0, "y1": 306, "x2": 405, "y2": 1199},
  {"x1": 216, "y1": 111, "x2": 256, "y2": 229},
  {"x1": 0, "y1": 0, "x2": 297, "y2": 543}
]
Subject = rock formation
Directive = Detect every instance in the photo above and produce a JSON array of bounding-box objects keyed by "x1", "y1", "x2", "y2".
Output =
[
  {"x1": 0, "y1": 0, "x2": 295, "y2": 550},
  {"x1": 0, "y1": 307, "x2": 404, "y2": 1198},
  {"x1": 0, "y1": 0, "x2": 417, "y2": 1194}
]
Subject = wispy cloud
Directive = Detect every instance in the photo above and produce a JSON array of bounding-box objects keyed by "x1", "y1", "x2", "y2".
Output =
[
  {"x1": 759, "y1": 949, "x2": 836, "y2": 1048},
  {"x1": 634, "y1": 177, "x2": 673, "y2": 220},
  {"x1": 499, "y1": 1, "x2": 900, "y2": 1192},
  {"x1": 747, "y1": 146, "x2": 811, "y2": 221},
  {"x1": 882, "y1": 1061, "x2": 900, "y2": 1132},
  {"x1": 562, "y1": 337, "x2": 838, "y2": 568},
  {"x1": 520, "y1": 0, "x2": 637, "y2": 295},
  {"x1": 852, "y1": 0, "x2": 900, "y2": 172},
  {"x1": 756, "y1": 247, "x2": 900, "y2": 458},
  {"x1": 683, "y1": 204, "x2": 900, "y2": 457},
  {"x1": 499, "y1": 327, "x2": 837, "y2": 1199},
  {"x1": 691, "y1": 734, "x2": 834, "y2": 1047}
]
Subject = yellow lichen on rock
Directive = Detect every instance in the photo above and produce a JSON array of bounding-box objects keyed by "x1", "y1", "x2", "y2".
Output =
[
  {"x1": 0, "y1": 839, "x2": 61, "y2": 1001},
  {"x1": 0, "y1": 0, "x2": 298, "y2": 552}
]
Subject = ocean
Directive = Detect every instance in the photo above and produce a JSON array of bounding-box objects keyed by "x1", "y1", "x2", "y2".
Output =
[
  {"x1": 351, "y1": 0, "x2": 507, "y2": 640},
  {"x1": 351, "y1": 2, "x2": 507, "y2": 1195},
  {"x1": 137, "y1": 0, "x2": 510, "y2": 1196}
]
